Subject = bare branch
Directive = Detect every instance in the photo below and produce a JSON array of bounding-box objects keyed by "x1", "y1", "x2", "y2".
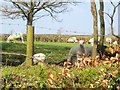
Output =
[
  {"x1": 33, "y1": 14, "x2": 50, "y2": 21},
  {"x1": 110, "y1": 0, "x2": 115, "y2": 7},
  {"x1": 18, "y1": 2, "x2": 29, "y2": 8},
  {"x1": 103, "y1": 11, "x2": 111, "y2": 18},
  {"x1": 33, "y1": 2, "x2": 48, "y2": 15},
  {"x1": 48, "y1": 7, "x2": 67, "y2": 13},
  {"x1": 116, "y1": 1, "x2": 120, "y2": 7},
  {"x1": 104, "y1": 0, "x2": 120, "y2": 39},
  {"x1": 1, "y1": 0, "x2": 70, "y2": 23},
  {"x1": 43, "y1": 8, "x2": 54, "y2": 18},
  {"x1": 0, "y1": 52, "x2": 26, "y2": 56},
  {"x1": 12, "y1": 1, "x2": 28, "y2": 19},
  {"x1": 43, "y1": 8, "x2": 62, "y2": 22}
]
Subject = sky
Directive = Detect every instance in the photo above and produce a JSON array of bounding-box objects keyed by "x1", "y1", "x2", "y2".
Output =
[{"x1": 0, "y1": 0, "x2": 119, "y2": 35}]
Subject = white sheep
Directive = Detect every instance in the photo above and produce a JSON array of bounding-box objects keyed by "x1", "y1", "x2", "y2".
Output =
[
  {"x1": 33, "y1": 53, "x2": 46, "y2": 64},
  {"x1": 67, "y1": 37, "x2": 78, "y2": 43},
  {"x1": 88, "y1": 37, "x2": 100, "y2": 46},
  {"x1": 79, "y1": 40, "x2": 85, "y2": 44},
  {"x1": 7, "y1": 33, "x2": 24, "y2": 43},
  {"x1": 106, "y1": 37, "x2": 112, "y2": 44},
  {"x1": 20, "y1": 53, "x2": 46, "y2": 66},
  {"x1": 113, "y1": 41, "x2": 118, "y2": 45}
]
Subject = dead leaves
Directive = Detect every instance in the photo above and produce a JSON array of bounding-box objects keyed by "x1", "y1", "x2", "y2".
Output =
[
  {"x1": 101, "y1": 52, "x2": 120, "y2": 69},
  {"x1": 74, "y1": 56, "x2": 100, "y2": 69},
  {"x1": 60, "y1": 61, "x2": 71, "y2": 78},
  {"x1": 102, "y1": 60, "x2": 112, "y2": 68},
  {"x1": 109, "y1": 70, "x2": 118, "y2": 78},
  {"x1": 47, "y1": 45, "x2": 120, "y2": 88},
  {"x1": 47, "y1": 73, "x2": 54, "y2": 85},
  {"x1": 92, "y1": 66, "x2": 119, "y2": 89},
  {"x1": 47, "y1": 61, "x2": 72, "y2": 88}
]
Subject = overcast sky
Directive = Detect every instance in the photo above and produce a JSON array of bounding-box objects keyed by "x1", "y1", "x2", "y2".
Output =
[{"x1": 0, "y1": 0, "x2": 119, "y2": 35}]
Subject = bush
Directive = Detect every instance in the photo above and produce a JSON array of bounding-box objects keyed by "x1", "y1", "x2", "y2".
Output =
[
  {"x1": 1, "y1": 63, "x2": 120, "y2": 89},
  {"x1": 1, "y1": 63, "x2": 49, "y2": 89}
]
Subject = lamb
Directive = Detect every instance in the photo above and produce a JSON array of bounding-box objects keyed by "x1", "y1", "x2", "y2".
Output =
[
  {"x1": 33, "y1": 53, "x2": 46, "y2": 64},
  {"x1": 7, "y1": 33, "x2": 24, "y2": 43},
  {"x1": 67, "y1": 44, "x2": 93, "y2": 65},
  {"x1": 67, "y1": 44, "x2": 107, "y2": 65},
  {"x1": 21, "y1": 53, "x2": 46, "y2": 65}
]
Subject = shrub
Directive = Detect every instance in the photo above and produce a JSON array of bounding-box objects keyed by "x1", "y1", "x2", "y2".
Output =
[
  {"x1": 1, "y1": 63, "x2": 120, "y2": 89},
  {"x1": 1, "y1": 63, "x2": 49, "y2": 89}
]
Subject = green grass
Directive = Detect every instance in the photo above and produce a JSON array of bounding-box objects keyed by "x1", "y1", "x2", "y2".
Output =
[{"x1": 1, "y1": 41, "x2": 80, "y2": 65}]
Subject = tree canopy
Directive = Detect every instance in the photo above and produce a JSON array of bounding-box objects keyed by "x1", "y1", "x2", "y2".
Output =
[{"x1": 1, "y1": 0, "x2": 72, "y2": 25}]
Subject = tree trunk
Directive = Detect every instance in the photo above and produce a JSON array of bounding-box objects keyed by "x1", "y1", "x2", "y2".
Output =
[
  {"x1": 118, "y1": 7, "x2": 120, "y2": 44},
  {"x1": 25, "y1": 25, "x2": 34, "y2": 66},
  {"x1": 25, "y1": 3, "x2": 34, "y2": 66},
  {"x1": 99, "y1": 0, "x2": 105, "y2": 57},
  {"x1": 91, "y1": 0, "x2": 98, "y2": 60},
  {"x1": 99, "y1": 0, "x2": 105, "y2": 47}
]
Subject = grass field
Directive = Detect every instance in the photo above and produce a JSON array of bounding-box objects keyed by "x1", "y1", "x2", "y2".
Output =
[{"x1": 1, "y1": 41, "x2": 81, "y2": 65}]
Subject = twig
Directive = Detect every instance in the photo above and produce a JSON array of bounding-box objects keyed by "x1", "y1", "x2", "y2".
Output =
[{"x1": 0, "y1": 52, "x2": 26, "y2": 56}]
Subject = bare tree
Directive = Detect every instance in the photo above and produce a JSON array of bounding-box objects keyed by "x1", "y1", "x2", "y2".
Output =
[
  {"x1": 1, "y1": 0, "x2": 71, "y2": 66},
  {"x1": 104, "y1": 0, "x2": 120, "y2": 40},
  {"x1": 98, "y1": 0, "x2": 106, "y2": 57},
  {"x1": 91, "y1": 0, "x2": 98, "y2": 60},
  {"x1": 99, "y1": 0, "x2": 105, "y2": 46}
]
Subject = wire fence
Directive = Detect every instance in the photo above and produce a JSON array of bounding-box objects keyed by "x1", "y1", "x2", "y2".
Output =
[
  {"x1": 1, "y1": 22, "x2": 116, "y2": 36},
  {"x1": 0, "y1": 22, "x2": 92, "y2": 35},
  {"x1": 1, "y1": 48, "x2": 69, "y2": 66}
]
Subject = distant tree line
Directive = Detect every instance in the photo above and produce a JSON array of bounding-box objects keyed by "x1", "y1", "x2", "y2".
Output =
[
  {"x1": 1, "y1": 34, "x2": 91, "y2": 43},
  {"x1": 1, "y1": 34, "x2": 118, "y2": 43}
]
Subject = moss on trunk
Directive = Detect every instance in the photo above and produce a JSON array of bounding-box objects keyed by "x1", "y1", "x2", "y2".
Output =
[{"x1": 26, "y1": 25, "x2": 34, "y2": 66}]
